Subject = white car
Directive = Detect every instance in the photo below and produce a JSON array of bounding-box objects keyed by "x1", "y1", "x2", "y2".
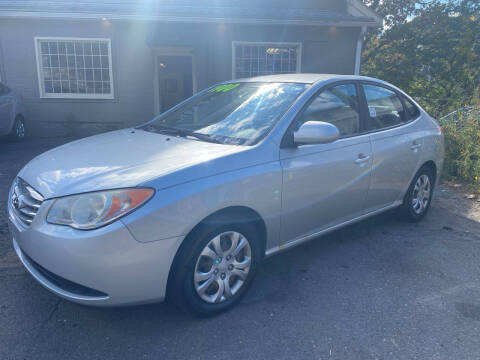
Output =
[{"x1": 0, "y1": 81, "x2": 26, "y2": 141}]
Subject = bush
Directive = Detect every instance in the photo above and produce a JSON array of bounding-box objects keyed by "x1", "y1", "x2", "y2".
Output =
[{"x1": 440, "y1": 106, "x2": 480, "y2": 191}]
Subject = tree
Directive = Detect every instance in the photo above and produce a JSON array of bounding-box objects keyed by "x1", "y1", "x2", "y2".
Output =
[
  {"x1": 361, "y1": 0, "x2": 423, "y2": 64},
  {"x1": 361, "y1": 0, "x2": 480, "y2": 116},
  {"x1": 362, "y1": 0, "x2": 419, "y2": 30}
]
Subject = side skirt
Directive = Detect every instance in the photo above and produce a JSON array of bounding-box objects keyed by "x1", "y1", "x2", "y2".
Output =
[{"x1": 264, "y1": 200, "x2": 402, "y2": 258}]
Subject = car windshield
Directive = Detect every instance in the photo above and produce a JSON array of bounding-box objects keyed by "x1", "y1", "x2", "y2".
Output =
[{"x1": 142, "y1": 82, "x2": 308, "y2": 145}]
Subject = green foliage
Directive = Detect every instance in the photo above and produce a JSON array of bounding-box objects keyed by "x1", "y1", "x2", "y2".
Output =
[
  {"x1": 440, "y1": 104, "x2": 480, "y2": 189},
  {"x1": 362, "y1": 0, "x2": 418, "y2": 32},
  {"x1": 362, "y1": 0, "x2": 480, "y2": 188},
  {"x1": 362, "y1": 0, "x2": 480, "y2": 118}
]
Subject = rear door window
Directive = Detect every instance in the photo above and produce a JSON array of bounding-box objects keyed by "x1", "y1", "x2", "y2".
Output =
[{"x1": 362, "y1": 84, "x2": 406, "y2": 131}]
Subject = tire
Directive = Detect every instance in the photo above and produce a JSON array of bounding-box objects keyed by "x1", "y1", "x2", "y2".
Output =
[
  {"x1": 9, "y1": 115, "x2": 26, "y2": 142},
  {"x1": 400, "y1": 166, "x2": 435, "y2": 222},
  {"x1": 168, "y1": 221, "x2": 261, "y2": 316}
]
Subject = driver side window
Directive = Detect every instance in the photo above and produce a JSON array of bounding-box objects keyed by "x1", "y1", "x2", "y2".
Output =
[{"x1": 298, "y1": 84, "x2": 360, "y2": 137}]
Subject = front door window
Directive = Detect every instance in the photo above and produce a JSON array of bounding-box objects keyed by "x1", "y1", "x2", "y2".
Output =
[{"x1": 298, "y1": 84, "x2": 361, "y2": 137}]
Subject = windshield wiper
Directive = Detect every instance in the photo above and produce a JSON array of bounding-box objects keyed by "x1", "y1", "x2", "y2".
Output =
[{"x1": 143, "y1": 124, "x2": 223, "y2": 144}]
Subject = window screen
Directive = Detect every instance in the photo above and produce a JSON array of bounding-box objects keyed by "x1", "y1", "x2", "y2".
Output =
[
  {"x1": 36, "y1": 38, "x2": 113, "y2": 98},
  {"x1": 233, "y1": 43, "x2": 300, "y2": 79}
]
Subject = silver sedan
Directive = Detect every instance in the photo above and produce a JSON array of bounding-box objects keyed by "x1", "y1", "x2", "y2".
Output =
[
  {"x1": 8, "y1": 74, "x2": 444, "y2": 315},
  {"x1": 0, "y1": 81, "x2": 26, "y2": 141}
]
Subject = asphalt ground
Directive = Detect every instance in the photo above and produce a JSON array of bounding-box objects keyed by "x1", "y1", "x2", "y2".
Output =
[{"x1": 1, "y1": 138, "x2": 480, "y2": 360}]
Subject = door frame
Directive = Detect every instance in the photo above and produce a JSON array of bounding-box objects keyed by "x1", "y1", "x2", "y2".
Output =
[{"x1": 152, "y1": 47, "x2": 197, "y2": 115}]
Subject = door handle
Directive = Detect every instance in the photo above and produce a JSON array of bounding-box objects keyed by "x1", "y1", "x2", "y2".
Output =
[
  {"x1": 355, "y1": 154, "x2": 370, "y2": 164},
  {"x1": 411, "y1": 142, "x2": 422, "y2": 150}
]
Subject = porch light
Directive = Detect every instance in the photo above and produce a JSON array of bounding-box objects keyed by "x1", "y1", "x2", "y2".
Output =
[{"x1": 266, "y1": 48, "x2": 289, "y2": 55}]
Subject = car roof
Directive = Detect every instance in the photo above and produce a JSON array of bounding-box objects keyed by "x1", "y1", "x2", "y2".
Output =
[{"x1": 231, "y1": 73, "x2": 382, "y2": 85}]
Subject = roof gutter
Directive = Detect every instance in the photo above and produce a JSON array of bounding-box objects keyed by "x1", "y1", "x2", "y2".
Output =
[
  {"x1": 0, "y1": 11, "x2": 379, "y2": 27},
  {"x1": 346, "y1": 0, "x2": 382, "y2": 27},
  {"x1": 354, "y1": 25, "x2": 367, "y2": 75}
]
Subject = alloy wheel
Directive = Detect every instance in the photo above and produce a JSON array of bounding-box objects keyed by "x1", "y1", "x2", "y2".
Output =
[
  {"x1": 15, "y1": 119, "x2": 25, "y2": 139},
  {"x1": 412, "y1": 174, "x2": 431, "y2": 214},
  {"x1": 194, "y1": 231, "x2": 252, "y2": 304}
]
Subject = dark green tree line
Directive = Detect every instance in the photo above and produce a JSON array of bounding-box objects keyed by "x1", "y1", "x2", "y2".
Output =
[{"x1": 361, "y1": 0, "x2": 480, "y2": 117}]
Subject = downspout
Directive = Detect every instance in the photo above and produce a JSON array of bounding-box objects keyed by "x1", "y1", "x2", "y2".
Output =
[{"x1": 354, "y1": 25, "x2": 367, "y2": 75}]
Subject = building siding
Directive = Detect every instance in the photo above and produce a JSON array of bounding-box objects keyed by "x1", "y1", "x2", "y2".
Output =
[
  {"x1": 0, "y1": 19, "x2": 154, "y2": 136},
  {"x1": 147, "y1": 23, "x2": 359, "y2": 88},
  {"x1": 0, "y1": 18, "x2": 360, "y2": 137}
]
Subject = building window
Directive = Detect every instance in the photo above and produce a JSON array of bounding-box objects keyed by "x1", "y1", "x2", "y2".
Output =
[
  {"x1": 34, "y1": 37, "x2": 114, "y2": 99},
  {"x1": 232, "y1": 42, "x2": 301, "y2": 79}
]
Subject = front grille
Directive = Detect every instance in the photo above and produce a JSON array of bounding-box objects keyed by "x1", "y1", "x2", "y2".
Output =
[
  {"x1": 22, "y1": 250, "x2": 108, "y2": 298},
  {"x1": 11, "y1": 177, "x2": 44, "y2": 227}
]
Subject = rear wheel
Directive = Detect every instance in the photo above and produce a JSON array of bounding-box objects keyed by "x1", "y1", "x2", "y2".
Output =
[
  {"x1": 168, "y1": 222, "x2": 260, "y2": 316},
  {"x1": 400, "y1": 166, "x2": 435, "y2": 222},
  {"x1": 9, "y1": 116, "x2": 25, "y2": 141}
]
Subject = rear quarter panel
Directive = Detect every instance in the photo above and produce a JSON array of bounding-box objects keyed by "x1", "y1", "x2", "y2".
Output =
[
  {"x1": 420, "y1": 116, "x2": 444, "y2": 186},
  {"x1": 402, "y1": 114, "x2": 444, "y2": 195}
]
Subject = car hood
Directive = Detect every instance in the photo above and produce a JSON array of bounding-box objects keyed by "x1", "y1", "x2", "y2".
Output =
[{"x1": 18, "y1": 129, "x2": 247, "y2": 199}]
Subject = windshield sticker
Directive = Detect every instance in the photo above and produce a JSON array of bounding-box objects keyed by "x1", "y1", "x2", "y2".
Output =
[
  {"x1": 369, "y1": 107, "x2": 377, "y2": 118},
  {"x1": 209, "y1": 84, "x2": 241, "y2": 93}
]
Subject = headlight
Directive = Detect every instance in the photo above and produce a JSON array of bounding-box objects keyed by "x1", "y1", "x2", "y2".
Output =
[{"x1": 47, "y1": 188, "x2": 154, "y2": 230}]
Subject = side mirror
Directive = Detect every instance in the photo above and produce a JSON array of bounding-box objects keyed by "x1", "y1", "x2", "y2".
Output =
[{"x1": 293, "y1": 121, "x2": 340, "y2": 145}]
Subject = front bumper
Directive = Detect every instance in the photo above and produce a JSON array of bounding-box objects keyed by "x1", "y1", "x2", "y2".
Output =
[{"x1": 9, "y1": 199, "x2": 183, "y2": 306}]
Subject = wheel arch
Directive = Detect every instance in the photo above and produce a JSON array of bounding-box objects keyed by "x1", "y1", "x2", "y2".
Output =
[
  {"x1": 166, "y1": 205, "x2": 267, "y2": 298},
  {"x1": 403, "y1": 160, "x2": 438, "y2": 203},
  {"x1": 420, "y1": 160, "x2": 438, "y2": 184},
  {"x1": 6, "y1": 113, "x2": 22, "y2": 133}
]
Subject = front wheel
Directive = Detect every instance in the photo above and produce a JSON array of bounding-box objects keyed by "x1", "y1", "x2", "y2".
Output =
[
  {"x1": 400, "y1": 166, "x2": 435, "y2": 222},
  {"x1": 168, "y1": 222, "x2": 260, "y2": 316},
  {"x1": 10, "y1": 116, "x2": 26, "y2": 141}
]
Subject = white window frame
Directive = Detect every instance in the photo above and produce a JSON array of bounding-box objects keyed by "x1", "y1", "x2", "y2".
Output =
[
  {"x1": 231, "y1": 41, "x2": 302, "y2": 80},
  {"x1": 34, "y1": 36, "x2": 114, "y2": 99}
]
